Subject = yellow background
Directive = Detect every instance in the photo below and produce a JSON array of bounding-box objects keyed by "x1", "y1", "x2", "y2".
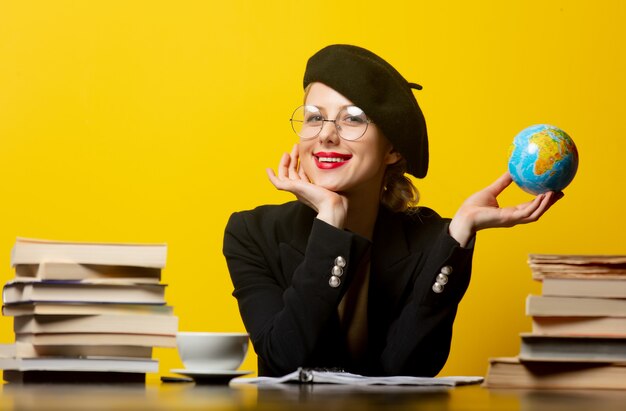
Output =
[{"x1": 1, "y1": 0, "x2": 625, "y2": 380}]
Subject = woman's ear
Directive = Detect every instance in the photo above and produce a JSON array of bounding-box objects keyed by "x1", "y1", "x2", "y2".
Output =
[{"x1": 385, "y1": 149, "x2": 403, "y2": 165}]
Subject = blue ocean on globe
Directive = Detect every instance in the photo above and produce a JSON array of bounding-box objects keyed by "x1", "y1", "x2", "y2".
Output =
[{"x1": 508, "y1": 124, "x2": 579, "y2": 195}]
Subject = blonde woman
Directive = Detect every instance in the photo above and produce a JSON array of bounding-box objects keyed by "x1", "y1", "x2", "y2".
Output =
[{"x1": 223, "y1": 45, "x2": 561, "y2": 377}]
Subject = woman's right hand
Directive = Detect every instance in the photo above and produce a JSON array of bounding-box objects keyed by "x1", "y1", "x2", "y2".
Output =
[{"x1": 266, "y1": 144, "x2": 348, "y2": 229}]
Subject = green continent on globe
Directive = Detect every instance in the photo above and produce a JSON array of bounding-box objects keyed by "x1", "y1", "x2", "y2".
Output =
[{"x1": 530, "y1": 129, "x2": 572, "y2": 176}]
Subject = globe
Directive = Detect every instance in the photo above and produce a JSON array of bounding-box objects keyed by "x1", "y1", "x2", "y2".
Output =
[{"x1": 508, "y1": 124, "x2": 579, "y2": 195}]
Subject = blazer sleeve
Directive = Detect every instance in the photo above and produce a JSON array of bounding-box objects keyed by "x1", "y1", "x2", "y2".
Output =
[
  {"x1": 379, "y1": 222, "x2": 474, "y2": 376},
  {"x1": 223, "y1": 210, "x2": 370, "y2": 376}
]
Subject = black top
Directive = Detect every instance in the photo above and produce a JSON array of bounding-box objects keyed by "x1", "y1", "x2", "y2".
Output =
[{"x1": 223, "y1": 201, "x2": 474, "y2": 377}]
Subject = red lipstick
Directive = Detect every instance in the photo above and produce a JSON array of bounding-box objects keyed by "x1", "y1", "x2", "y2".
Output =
[{"x1": 313, "y1": 152, "x2": 352, "y2": 169}]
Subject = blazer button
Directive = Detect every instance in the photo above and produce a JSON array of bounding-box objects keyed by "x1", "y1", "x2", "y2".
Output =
[
  {"x1": 329, "y1": 276, "x2": 341, "y2": 288},
  {"x1": 441, "y1": 265, "x2": 453, "y2": 275},
  {"x1": 436, "y1": 273, "x2": 448, "y2": 285},
  {"x1": 335, "y1": 256, "x2": 346, "y2": 268},
  {"x1": 331, "y1": 266, "x2": 344, "y2": 277},
  {"x1": 432, "y1": 282, "x2": 444, "y2": 293}
]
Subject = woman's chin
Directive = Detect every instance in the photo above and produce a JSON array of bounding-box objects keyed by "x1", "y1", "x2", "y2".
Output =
[{"x1": 311, "y1": 180, "x2": 343, "y2": 193}]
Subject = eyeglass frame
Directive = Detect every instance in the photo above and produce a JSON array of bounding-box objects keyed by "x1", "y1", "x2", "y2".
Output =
[{"x1": 289, "y1": 104, "x2": 374, "y2": 141}]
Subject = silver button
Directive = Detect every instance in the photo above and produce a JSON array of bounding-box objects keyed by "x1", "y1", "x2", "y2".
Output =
[
  {"x1": 436, "y1": 273, "x2": 448, "y2": 285},
  {"x1": 335, "y1": 256, "x2": 346, "y2": 268},
  {"x1": 432, "y1": 282, "x2": 444, "y2": 293},
  {"x1": 331, "y1": 266, "x2": 344, "y2": 277},
  {"x1": 329, "y1": 276, "x2": 341, "y2": 288},
  {"x1": 441, "y1": 265, "x2": 453, "y2": 275}
]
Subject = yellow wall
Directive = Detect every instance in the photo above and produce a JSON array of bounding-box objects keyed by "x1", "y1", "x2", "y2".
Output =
[{"x1": 1, "y1": 1, "x2": 625, "y2": 379}]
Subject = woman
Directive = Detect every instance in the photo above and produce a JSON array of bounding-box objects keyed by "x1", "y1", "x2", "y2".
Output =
[{"x1": 223, "y1": 44, "x2": 561, "y2": 377}]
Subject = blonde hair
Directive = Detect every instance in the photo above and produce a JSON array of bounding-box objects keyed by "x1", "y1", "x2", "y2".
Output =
[{"x1": 381, "y1": 158, "x2": 420, "y2": 213}]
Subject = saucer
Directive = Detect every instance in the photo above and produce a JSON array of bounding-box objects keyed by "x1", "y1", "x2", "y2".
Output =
[{"x1": 170, "y1": 369, "x2": 252, "y2": 384}]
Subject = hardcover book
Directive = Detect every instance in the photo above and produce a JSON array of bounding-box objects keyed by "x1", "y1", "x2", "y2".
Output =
[
  {"x1": 13, "y1": 313, "x2": 178, "y2": 335},
  {"x1": 11, "y1": 237, "x2": 167, "y2": 268},
  {"x1": 3, "y1": 280, "x2": 167, "y2": 305},
  {"x1": 484, "y1": 357, "x2": 626, "y2": 390},
  {"x1": 15, "y1": 332, "x2": 177, "y2": 348},
  {"x1": 15, "y1": 262, "x2": 161, "y2": 283},
  {"x1": 519, "y1": 333, "x2": 626, "y2": 362}
]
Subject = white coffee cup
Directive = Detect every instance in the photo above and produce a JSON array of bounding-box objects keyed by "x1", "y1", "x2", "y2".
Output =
[{"x1": 176, "y1": 331, "x2": 249, "y2": 371}]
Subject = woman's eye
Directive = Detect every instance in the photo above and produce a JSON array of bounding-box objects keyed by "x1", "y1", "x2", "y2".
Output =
[
  {"x1": 342, "y1": 115, "x2": 367, "y2": 125},
  {"x1": 305, "y1": 115, "x2": 324, "y2": 123}
]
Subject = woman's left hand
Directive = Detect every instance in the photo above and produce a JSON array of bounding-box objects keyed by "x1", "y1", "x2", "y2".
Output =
[{"x1": 448, "y1": 172, "x2": 564, "y2": 247}]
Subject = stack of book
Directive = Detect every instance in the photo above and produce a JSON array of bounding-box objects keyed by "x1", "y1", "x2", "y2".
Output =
[
  {"x1": 0, "y1": 237, "x2": 178, "y2": 383},
  {"x1": 484, "y1": 254, "x2": 626, "y2": 390}
]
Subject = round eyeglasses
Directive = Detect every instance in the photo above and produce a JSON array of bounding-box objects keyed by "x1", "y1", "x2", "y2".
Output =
[{"x1": 290, "y1": 105, "x2": 373, "y2": 141}]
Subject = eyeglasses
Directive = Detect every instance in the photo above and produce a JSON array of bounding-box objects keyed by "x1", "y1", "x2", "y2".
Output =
[{"x1": 290, "y1": 105, "x2": 373, "y2": 141}]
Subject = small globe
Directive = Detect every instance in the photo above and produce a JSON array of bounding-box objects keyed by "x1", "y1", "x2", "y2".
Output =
[{"x1": 508, "y1": 124, "x2": 579, "y2": 195}]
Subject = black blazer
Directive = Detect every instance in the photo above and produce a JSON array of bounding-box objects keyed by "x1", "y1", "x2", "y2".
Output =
[{"x1": 223, "y1": 201, "x2": 474, "y2": 377}]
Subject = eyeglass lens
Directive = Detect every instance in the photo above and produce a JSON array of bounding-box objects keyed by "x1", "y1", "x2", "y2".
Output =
[{"x1": 290, "y1": 105, "x2": 370, "y2": 141}]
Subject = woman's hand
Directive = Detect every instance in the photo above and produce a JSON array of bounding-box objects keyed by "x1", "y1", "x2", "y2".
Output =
[
  {"x1": 449, "y1": 172, "x2": 564, "y2": 247},
  {"x1": 266, "y1": 144, "x2": 348, "y2": 229}
]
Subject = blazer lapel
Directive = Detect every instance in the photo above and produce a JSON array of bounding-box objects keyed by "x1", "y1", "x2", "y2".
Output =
[{"x1": 370, "y1": 208, "x2": 422, "y2": 312}]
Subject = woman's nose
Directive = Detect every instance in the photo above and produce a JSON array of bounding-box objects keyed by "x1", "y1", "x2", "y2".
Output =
[{"x1": 318, "y1": 120, "x2": 339, "y2": 144}]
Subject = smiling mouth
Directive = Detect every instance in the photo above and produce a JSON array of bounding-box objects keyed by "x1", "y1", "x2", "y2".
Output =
[
  {"x1": 313, "y1": 152, "x2": 352, "y2": 169},
  {"x1": 314, "y1": 153, "x2": 353, "y2": 163}
]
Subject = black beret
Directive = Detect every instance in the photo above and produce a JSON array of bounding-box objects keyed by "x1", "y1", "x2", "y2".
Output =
[{"x1": 303, "y1": 44, "x2": 428, "y2": 178}]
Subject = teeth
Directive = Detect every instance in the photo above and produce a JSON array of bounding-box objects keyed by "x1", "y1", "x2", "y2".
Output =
[{"x1": 318, "y1": 157, "x2": 347, "y2": 163}]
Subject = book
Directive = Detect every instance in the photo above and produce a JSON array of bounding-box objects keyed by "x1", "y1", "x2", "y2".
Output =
[
  {"x1": 2, "y1": 302, "x2": 173, "y2": 317},
  {"x1": 232, "y1": 367, "x2": 484, "y2": 386},
  {"x1": 0, "y1": 356, "x2": 158, "y2": 373},
  {"x1": 531, "y1": 316, "x2": 626, "y2": 336},
  {"x1": 542, "y1": 277, "x2": 626, "y2": 298},
  {"x1": 526, "y1": 295, "x2": 626, "y2": 317},
  {"x1": 528, "y1": 254, "x2": 626, "y2": 280},
  {"x1": 2, "y1": 370, "x2": 146, "y2": 383},
  {"x1": 11, "y1": 237, "x2": 167, "y2": 268},
  {"x1": 0, "y1": 342, "x2": 152, "y2": 359},
  {"x1": 3, "y1": 280, "x2": 167, "y2": 305},
  {"x1": 519, "y1": 333, "x2": 626, "y2": 362},
  {"x1": 15, "y1": 262, "x2": 161, "y2": 283},
  {"x1": 483, "y1": 357, "x2": 626, "y2": 390},
  {"x1": 13, "y1": 314, "x2": 178, "y2": 335},
  {"x1": 15, "y1": 332, "x2": 177, "y2": 348}
]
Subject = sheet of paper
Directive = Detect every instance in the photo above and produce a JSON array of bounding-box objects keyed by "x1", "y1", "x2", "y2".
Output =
[{"x1": 232, "y1": 368, "x2": 484, "y2": 386}]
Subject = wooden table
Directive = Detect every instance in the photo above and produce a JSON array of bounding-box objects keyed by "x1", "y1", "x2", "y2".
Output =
[{"x1": 1, "y1": 380, "x2": 626, "y2": 410}]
